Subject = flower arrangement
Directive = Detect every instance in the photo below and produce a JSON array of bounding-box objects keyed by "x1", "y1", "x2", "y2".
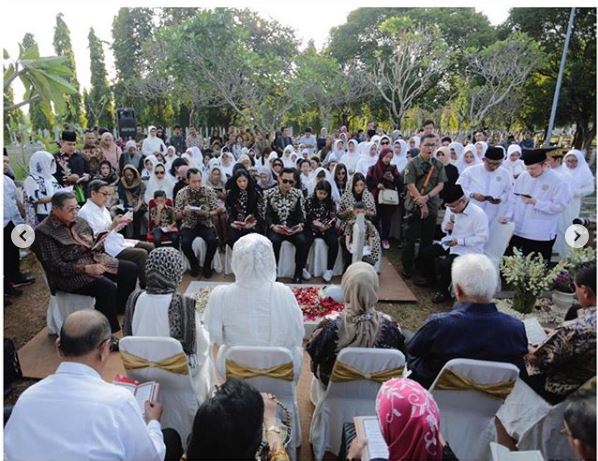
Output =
[
  {"x1": 552, "y1": 270, "x2": 575, "y2": 293},
  {"x1": 501, "y1": 249, "x2": 565, "y2": 313},
  {"x1": 292, "y1": 287, "x2": 344, "y2": 321}
]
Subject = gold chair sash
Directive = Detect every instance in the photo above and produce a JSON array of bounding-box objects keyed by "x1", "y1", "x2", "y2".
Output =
[
  {"x1": 120, "y1": 350, "x2": 189, "y2": 376},
  {"x1": 330, "y1": 361, "x2": 404, "y2": 383},
  {"x1": 225, "y1": 359, "x2": 294, "y2": 381},
  {"x1": 434, "y1": 368, "x2": 515, "y2": 400}
]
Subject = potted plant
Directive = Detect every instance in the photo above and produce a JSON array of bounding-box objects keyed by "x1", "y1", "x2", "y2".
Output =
[
  {"x1": 551, "y1": 270, "x2": 576, "y2": 309},
  {"x1": 501, "y1": 249, "x2": 564, "y2": 314}
]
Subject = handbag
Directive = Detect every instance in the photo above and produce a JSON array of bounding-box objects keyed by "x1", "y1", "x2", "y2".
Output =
[{"x1": 379, "y1": 189, "x2": 399, "y2": 205}]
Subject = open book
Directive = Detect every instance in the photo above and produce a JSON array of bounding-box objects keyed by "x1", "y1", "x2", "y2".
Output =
[
  {"x1": 354, "y1": 416, "x2": 388, "y2": 461},
  {"x1": 280, "y1": 224, "x2": 302, "y2": 235},
  {"x1": 490, "y1": 442, "x2": 544, "y2": 461},
  {"x1": 233, "y1": 214, "x2": 257, "y2": 229},
  {"x1": 113, "y1": 375, "x2": 159, "y2": 414},
  {"x1": 523, "y1": 317, "x2": 548, "y2": 345}
]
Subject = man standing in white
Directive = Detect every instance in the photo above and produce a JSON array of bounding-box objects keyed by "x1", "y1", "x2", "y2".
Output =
[
  {"x1": 4, "y1": 310, "x2": 168, "y2": 461},
  {"x1": 204, "y1": 233, "x2": 305, "y2": 375},
  {"x1": 456, "y1": 145, "x2": 512, "y2": 226},
  {"x1": 507, "y1": 147, "x2": 569, "y2": 262}
]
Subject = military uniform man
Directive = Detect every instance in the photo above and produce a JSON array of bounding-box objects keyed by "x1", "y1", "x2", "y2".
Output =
[{"x1": 401, "y1": 133, "x2": 446, "y2": 278}]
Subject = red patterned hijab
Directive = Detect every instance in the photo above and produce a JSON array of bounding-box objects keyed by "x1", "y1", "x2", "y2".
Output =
[{"x1": 376, "y1": 378, "x2": 443, "y2": 461}]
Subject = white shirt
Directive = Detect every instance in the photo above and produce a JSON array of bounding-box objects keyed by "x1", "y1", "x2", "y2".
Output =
[
  {"x1": 204, "y1": 281, "x2": 305, "y2": 369},
  {"x1": 4, "y1": 362, "x2": 165, "y2": 461},
  {"x1": 78, "y1": 200, "x2": 126, "y2": 257},
  {"x1": 457, "y1": 164, "x2": 513, "y2": 225},
  {"x1": 441, "y1": 201, "x2": 489, "y2": 256},
  {"x1": 510, "y1": 169, "x2": 569, "y2": 241}
]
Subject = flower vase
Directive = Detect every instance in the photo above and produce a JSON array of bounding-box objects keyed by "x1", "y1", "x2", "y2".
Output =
[
  {"x1": 513, "y1": 291, "x2": 536, "y2": 314},
  {"x1": 551, "y1": 290, "x2": 576, "y2": 310}
]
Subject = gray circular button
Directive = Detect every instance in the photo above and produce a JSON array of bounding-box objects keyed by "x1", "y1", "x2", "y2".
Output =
[
  {"x1": 11, "y1": 224, "x2": 35, "y2": 249},
  {"x1": 565, "y1": 224, "x2": 589, "y2": 249}
]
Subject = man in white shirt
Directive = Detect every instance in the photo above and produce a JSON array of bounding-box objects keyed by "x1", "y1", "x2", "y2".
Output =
[
  {"x1": 457, "y1": 146, "x2": 512, "y2": 226},
  {"x1": 4, "y1": 310, "x2": 182, "y2": 461},
  {"x1": 79, "y1": 180, "x2": 154, "y2": 288},
  {"x1": 507, "y1": 147, "x2": 569, "y2": 262},
  {"x1": 415, "y1": 185, "x2": 489, "y2": 303}
]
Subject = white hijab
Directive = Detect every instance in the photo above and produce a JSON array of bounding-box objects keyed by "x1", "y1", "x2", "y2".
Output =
[
  {"x1": 142, "y1": 125, "x2": 166, "y2": 157},
  {"x1": 25, "y1": 151, "x2": 61, "y2": 211},
  {"x1": 186, "y1": 146, "x2": 203, "y2": 168},
  {"x1": 564, "y1": 150, "x2": 594, "y2": 193},
  {"x1": 475, "y1": 141, "x2": 488, "y2": 159},
  {"x1": 144, "y1": 162, "x2": 175, "y2": 202},
  {"x1": 28, "y1": 150, "x2": 56, "y2": 179},
  {"x1": 456, "y1": 144, "x2": 482, "y2": 173},
  {"x1": 220, "y1": 151, "x2": 235, "y2": 177},
  {"x1": 308, "y1": 167, "x2": 341, "y2": 202},
  {"x1": 391, "y1": 140, "x2": 408, "y2": 171},
  {"x1": 449, "y1": 142, "x2": 464, "y2": 162},
  {"x1": 282, "y1": 145, "x2": 296, "y2": 168},
  {"x1": 340, "y1": 139, "x2": 360, "y2": 174},
  {"x1": 356, "y1": 142, "x2": 379, "y2": 175},
  {"x1": 505, "y1": 144, "x2": 525, "y2": 179}
]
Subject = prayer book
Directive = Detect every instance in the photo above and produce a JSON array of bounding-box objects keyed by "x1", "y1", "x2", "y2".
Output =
[
  {"x1": 523, "y1": 317, "x2": 548, "y2": 345},
  {"x1": 113, "y1": 375, "x2": 160, "y2": 414},
  {"x1": 233, "y1": 214, "x2": 257, "y2": 229},
  {"x1": 280, "y1": 224, "x2": 302, "y2": 235},
  {"x1": 354, "y1": 416, "x2": 389, "y2": 461},
  {"x1": 490, "y1": 442, "x2": 544, "y2": 461}
]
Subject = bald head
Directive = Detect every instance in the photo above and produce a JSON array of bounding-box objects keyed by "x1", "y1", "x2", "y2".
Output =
[{"x1": 58, "y1": 310, "x2": 111, "y2": 357}]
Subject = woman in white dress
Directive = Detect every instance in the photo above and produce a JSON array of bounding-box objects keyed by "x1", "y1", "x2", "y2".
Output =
[
  {"x1": 23, "y1": 150, "x2": 61, "y2": 224},
  {"x1": 144, "y1": 162, "x2": 175, "y2": 204},
  {"x1": 141, "y1": 125, "x2": 167, "y2": 157},
  {"x1": 203, "y1": 233, "x2": 305, "y2": 376}
]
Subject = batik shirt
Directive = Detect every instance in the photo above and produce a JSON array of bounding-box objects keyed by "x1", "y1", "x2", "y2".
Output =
[
  {"x1": 264, "y1": 187, "x2": 306, "y2": 228},
  {"x1": 528, "y1": 307, "x2": 596, "y2": 396},
  {"x1": 175, "y1": 185, "x2": 217, "y2": 229}
]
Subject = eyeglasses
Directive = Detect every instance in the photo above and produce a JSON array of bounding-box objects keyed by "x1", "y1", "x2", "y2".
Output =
[
  {"x1": 155, "y1": 171, "x2": 165, "y2": 175},
  {"x1": 281, "y1": 179, "x2": 295, "y2": 185}
]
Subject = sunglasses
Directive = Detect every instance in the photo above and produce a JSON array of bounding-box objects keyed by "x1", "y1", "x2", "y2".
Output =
[
  {"x1": 380, "y1": 141, "x2": 390, "y2": 145},
  {"x1": 156, "y1": 171, "x2": 165, "y2": 175},
  {"x1": 281, "y1": 179, "x2": 295, "y2": 185}
]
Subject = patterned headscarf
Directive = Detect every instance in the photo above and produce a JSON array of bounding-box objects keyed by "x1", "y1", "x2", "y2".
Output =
[
  {"x1": 123, "y1": 247, "x2": 196, "y2": 358},
  {"x1": 376, "y1": 378, "x2": 443, "y2": 461}
]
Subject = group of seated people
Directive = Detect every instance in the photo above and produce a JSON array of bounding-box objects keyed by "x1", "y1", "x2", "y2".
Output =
[{"x1": 7, "y1": 230, "x2": 596, "y2": 460}]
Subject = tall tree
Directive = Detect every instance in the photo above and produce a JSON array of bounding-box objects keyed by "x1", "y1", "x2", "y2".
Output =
[
  {"x1": 87, "y1": 27, "x2": 115, "y2": 129},
  {"x1": 111, "y1": 7, "x2": 154, "y2": 112},
  {"x1": 21, "y1": 33, "x2": 54, "y2": 132},
  {"x1": 53, "y1": 13, "x2": 83, "y2": 127},
  {"x1": 503, "y1": 8, "x2": 596, "y2": 150}
]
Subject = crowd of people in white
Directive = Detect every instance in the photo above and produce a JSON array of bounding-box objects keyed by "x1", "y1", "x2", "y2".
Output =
[{"x1": 2, "y1": 120, "x2": 596, "y2": 461}]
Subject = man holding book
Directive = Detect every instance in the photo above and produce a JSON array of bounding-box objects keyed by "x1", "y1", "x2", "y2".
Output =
[
  {"x1": 4, "y1": 310, "x2": 182, "y2": 461},
  {"x1": 264, "y1": 168, "x2": 310, "y2": 284},
  {"x1": 31, "y1": 191, "x2": 138, "y2": 332}
]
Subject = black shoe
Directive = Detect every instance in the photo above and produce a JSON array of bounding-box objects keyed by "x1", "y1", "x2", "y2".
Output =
[
  {"x1": 414, "y1": 277, "x2": 433, "y2": 287},
  {"x1": 5, "y1": 285, "x2": 23, "y2": 297},
  {"x1": 400, "y1": 269, "x2": 412, "y2": 279},
  {"x1": 12, "y1": 275, "x2": 35, "y2": 288},
  {"x1": 203, "y1": 266, "x2": 213, "y2": 279},
  {"x1": 292, "y1": 275, "x2": 303, "y2": 284},
  {"x1": 109, "y1": 336, "x2": 120, "y2": 352},
  {"x1": 190, "y1": 265, "x2": 200, "y2": 277},
  {"x1": 432, "y1": 291, "x2": 450, "y2": 304}
]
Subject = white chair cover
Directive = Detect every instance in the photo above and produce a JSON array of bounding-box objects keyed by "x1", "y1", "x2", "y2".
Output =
[
  {"x1": 429, "y1": 358, "x2": 520, "y2": 461},
  {"x1": 42, "y1": 271, "x2": 95, "y2": 335},
  {"x1": 277, "y1": 240, "x2": 296, "y2": 278},
  {"x1": 497, "y1": 378, "x2": 576, "y2": 461},
  {"x1": 310, "y1": 347, "x2": 406, "y2": 461},
  {"x1": 119, "y1": 336, "x2": 200, "y2": 445},
  {"x1": 222, "y1": 346, "x2": 301, "y2": 461},
  {"x1": 484, "y1": 220, "x2": 514, "y2": 291},
  {"x1": 306, "y1": 238, "x2": 344, "y2": 277},
  {"x1": 181, "y1": 237, "x2": 223, "y2": 273},
  {"x1": 47, "y1": 292, "x2": 95, "y2": 335}
]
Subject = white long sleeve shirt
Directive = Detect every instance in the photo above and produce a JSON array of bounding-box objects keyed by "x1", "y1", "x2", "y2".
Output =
[
  {"x1": 4, "y1": 362, "x2": 165, "y2": 461},
  {"x1": 456, "y1": 164, "x2": 512, "y2": 225},
  {"x1": 78, "y1": 200, "x2": 126, "y2": 257},
  {"x1": 441, "y1": 201, "x2": 489, "y2": 256},
  {"x1": 510, "y1": 169, "x2": 569, "y2": 241}
]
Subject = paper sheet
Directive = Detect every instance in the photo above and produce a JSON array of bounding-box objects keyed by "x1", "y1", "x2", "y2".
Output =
[
  {"x1": 362, "y1": 418, "x2": 389, "y2": 460},
  {"x1": 490, "y1": 442, "x2": 544, "y2": 461},
  {"x1": 523, "y1": 317, "x2": 548, "y2": 345}
]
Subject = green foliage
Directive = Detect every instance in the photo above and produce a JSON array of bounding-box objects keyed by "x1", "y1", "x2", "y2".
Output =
[
  {"x1": 53, "y1": 13, "x2": 84, "y2": 128},
  {"x1": 87, "y1": 28, "x2": 115, "y2": 129}
]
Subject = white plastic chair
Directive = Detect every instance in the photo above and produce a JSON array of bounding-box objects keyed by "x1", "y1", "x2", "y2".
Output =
[
  {"x1": 181, "y1": 237, "x2": 223, "y2": 273},
  {"x1": 310, "y1": 347, "x2": 406, "y2": 461},
  {"x1": 276, "y1": 240, "x2": 297, "y2": 278},
  {"x1": 42, "y1": 271, "x2": 95, "y2": 335},
  {"x1": 497, "y1": 378, "x2": 576, "y2": 461},
  {"x1": 222, "y1": 346, "x2": 301, "y2": 461},
  {"x1": 306, "y1": 238, "x2": 344, "y2": 278},
  {"x1": 429, "y1": 358, "x2": 520, "y2": 461},
  {"x1": 119, "y1": 336, "x2": 200, "y2": 445},
  {"x1": 484, "y1": 220, "x2": 515, "y2": 290}
]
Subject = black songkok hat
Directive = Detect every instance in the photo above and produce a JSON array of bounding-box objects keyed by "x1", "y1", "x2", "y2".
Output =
[
  {"x1": 485, "y1": 146, "x2": 504, "y2": 160},
  {"x1": 61, "y1": 130, "x2": 77, "y2": 142},
  {"x1": 444, "y1": 184, "x2": 465, "y2": 204},
  {"x1": 522, "y1": 146, "x2": 558, "y2": 165}
]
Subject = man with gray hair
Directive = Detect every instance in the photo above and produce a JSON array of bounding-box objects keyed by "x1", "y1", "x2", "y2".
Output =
[
  {"x1": 4, "y1": 310, "x2": 182, "y2": 461},
  {"x1": 407, "y1": 253, "x2": 528, "y2": 388}
]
